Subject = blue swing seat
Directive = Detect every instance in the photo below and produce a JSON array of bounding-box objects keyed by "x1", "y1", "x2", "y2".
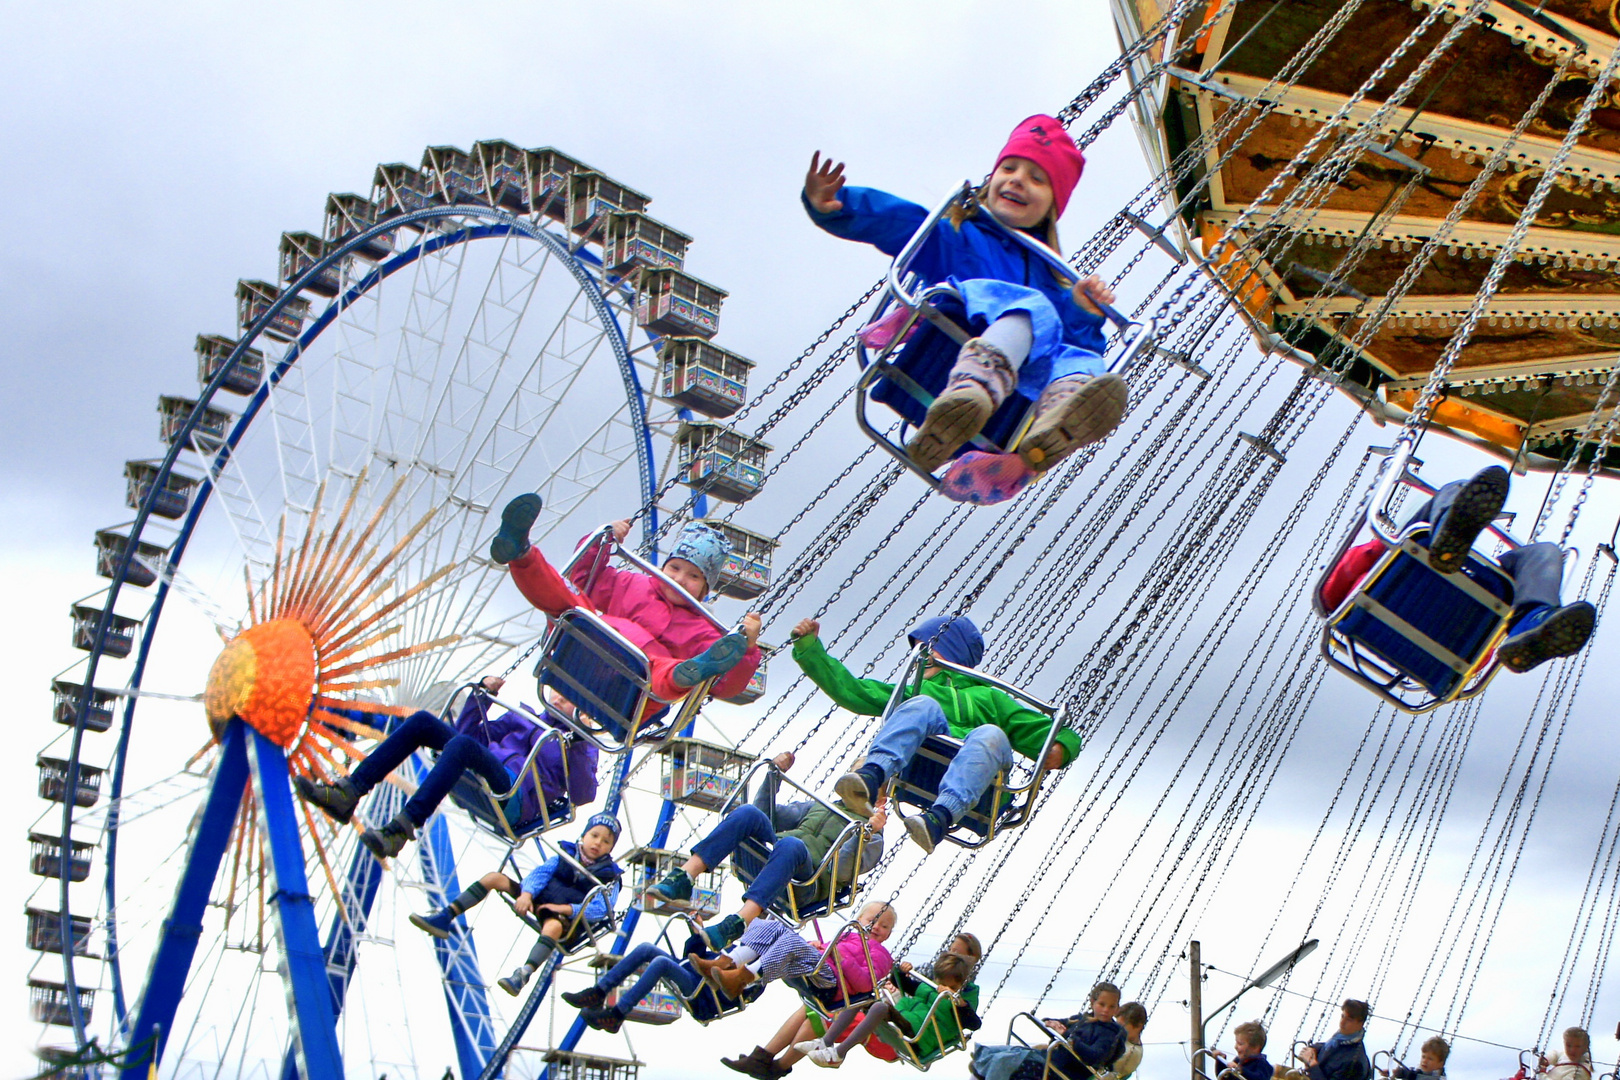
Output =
[
  {"x1": 535, "y1": 609, "x2": 671, "y2": 749},
  {"x1": 1321, "y1": 525, "x2": 1514, "y2": 711},
  {"x1": 892, "y1": 734, "x2": 1017, "y2": 841}
]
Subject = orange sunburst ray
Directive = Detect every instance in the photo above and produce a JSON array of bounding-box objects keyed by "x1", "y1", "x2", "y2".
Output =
[
  {"x1": 267, "y1": 516, "x2": 288, "y2": 619},
  {"x1": 279, "y1": 481, "x2": 328, "y2": 619},
  {"x1": 318, "y1": 625, "x2": 403, "y2": 667},
  {"x1": 313, "y1": 502, "x2": 444, "y2": 641},
  {"x1": 313, "y1": 695, "x2": 408, "y2": 718},
  {"x1": 300, "y1": 801, "x2": 352, "y2": 931},
  {"x1": 321, "y1": 562, "x2": 455, "y2": 651},
  {"x1": 311, "y1": 708, "x2": 389, "y2": 741},
  {"x1": 319, "y1": 633, "x2": 460, "y2": 682},
  {"x1": 314, "y1": 677, "x2": 400, "y2": 695}
]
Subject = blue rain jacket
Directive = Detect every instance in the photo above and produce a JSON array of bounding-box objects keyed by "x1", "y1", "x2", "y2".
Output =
[
  {"x1": 518, "y1": 839, "x2": 621, "y2": 925},
  {"x1": 805, "y1": 185, "x2": 1108, "y2": 399}
]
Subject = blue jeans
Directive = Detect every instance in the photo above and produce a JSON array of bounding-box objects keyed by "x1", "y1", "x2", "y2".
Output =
[
  {"x1": 597, "y1": 942, "x2": 700, "y2": 1013},
  {"x1": 971, "y1": 1044, "x2": 1041, "y2": 1080},
  {"x1": 349, "y1": 711, "x2": 513, "y2": 826},
  {"x1": 864, "y1": 697, "x2": 1013, "y2": 821},
  {"x1": 691, "y1": 804, "x2": 813, "y2": 909},
  {"x1": 1410, "y1": 481, "x2": 1564, "y2": 611}
]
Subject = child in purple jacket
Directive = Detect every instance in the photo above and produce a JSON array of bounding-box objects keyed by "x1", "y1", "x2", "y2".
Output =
[{"x1": 296, "y1": 676, "x2": 598, "y2": 860}]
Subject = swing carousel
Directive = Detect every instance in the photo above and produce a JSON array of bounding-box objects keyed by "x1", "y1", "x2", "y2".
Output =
[{"x1": 29, "y1": 2, "x2": 1620, "y2": 1078}]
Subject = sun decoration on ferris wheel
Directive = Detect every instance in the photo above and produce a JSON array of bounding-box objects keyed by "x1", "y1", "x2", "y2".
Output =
[{"x1": 202, "y1": 470, "x2": 458, "y2": 781}]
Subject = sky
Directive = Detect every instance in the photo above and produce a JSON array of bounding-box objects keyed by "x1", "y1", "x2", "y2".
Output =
[{"x1": 4, "y1": 3, "x2": 1620, "y2": 1080}]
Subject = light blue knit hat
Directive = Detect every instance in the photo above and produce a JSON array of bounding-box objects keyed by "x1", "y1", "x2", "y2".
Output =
[{"x1": 667, "y1": 522, "x2": 732, "y2": 595}]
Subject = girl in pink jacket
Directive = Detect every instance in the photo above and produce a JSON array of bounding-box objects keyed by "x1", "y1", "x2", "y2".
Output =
[
  {"x1": 491, "y1": 494, "x2": 762, "y2": 706},
  {"x1": 694, "y1": 900, "x2": 896, "y2": 1003}
]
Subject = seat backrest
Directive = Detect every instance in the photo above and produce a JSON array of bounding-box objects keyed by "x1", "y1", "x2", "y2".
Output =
[
  {"x1": 893, "y1": 734, "x2": 1011, "y2": 838},
  {"x1": 1335, "y1": 529, "x2": 1514, "y2": 697},
  {"x1": 537, "y1": 609, "x2": 654, "y2": 742}
]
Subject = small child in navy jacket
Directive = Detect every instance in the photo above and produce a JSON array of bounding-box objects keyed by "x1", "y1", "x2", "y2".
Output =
[
  {"x1": 1381, "y1": 1036, "x2": 1447, "y2": 1080},
  {"x1": 1215, "y1": 1020, "x2": 1273, "y2": 1080}
]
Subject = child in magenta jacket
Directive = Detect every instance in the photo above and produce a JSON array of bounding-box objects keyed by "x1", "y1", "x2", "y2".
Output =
[
  {"x1": 491, "y1": 495, "x2": 763, "y2": 706},
  {"x1": 805, "y1": 115, "x2": 1128, "y2": 492}
]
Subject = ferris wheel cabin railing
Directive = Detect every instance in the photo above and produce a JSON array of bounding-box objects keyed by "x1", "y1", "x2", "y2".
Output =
[
  {"x1": 1315, "y1": 440, "x2": 1523, "y2": 713},
  {"x1": 704, "y1": 757, "x2": 874, "y2": 924},
  {"x1": 853, "y1": 182, "x2": 1159, "y2": 491},
  {"x1": 883, "y1": 642, "x2": 1065, "y2": 848}
]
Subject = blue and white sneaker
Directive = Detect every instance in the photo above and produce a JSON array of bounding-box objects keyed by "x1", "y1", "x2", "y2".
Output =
[
  {"x1": 1499, "y1": 601, "x2": 1595, "y2": 673},
  {"x1": 672, "y1": 633, "x2": 747, "y2": 689}
]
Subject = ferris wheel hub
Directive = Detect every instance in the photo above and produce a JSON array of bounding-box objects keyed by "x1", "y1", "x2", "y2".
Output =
[{"x1": 204, "y1": 618, "x2": 316, "y2": 746}]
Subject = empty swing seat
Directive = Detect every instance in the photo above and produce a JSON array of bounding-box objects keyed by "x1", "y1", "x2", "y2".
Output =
[
  {"x1": 1323, "y1": 525, "x2": 1514, "y2": 707},
  {"x1": 535, "y1": 609, "x2": 669, "y2": 748}
]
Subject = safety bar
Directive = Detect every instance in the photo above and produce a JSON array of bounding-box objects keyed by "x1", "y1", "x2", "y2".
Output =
[
  {"x1": 501, "y1": 837, "x2": 618, "y2": 952},
  {"x1": 899, "y1": 641, "x2": 1065, "y2": 780},
  {"x1": 1522, "y1": 1050, "x2": 1543, "y2": 1074},
  {"x1": 878, "y1": 967, "x2": 970, "y2": 1069},
  {"x1": 1007, "y1": 1011, "x2": 1101, "y2": 1080},
  {"x1": 651, "y1": 911, "x2": 753, "y2": 1023},
  {"x1": 797, "y1": 914, "x2": 884, "y2": 1018},
  {"x1": 562, "y1": 524, "x2": 731, "y2": 635},
  {"x1": 440, "y1": 684, "x2": 566, "y2": 802},
  {"x1": 1194, "y1": 1048, "x2": 1239, "y2": 1080},
  {"x1": 714, "y1": 758, "x2": 874, "y2": 900},
  {"x1": 1374, "y1": 1051, "x2": 1409, "y2": 1076},
  {"x1": 1366, "y1": 440, "x2": 1523, "y2": 549}
]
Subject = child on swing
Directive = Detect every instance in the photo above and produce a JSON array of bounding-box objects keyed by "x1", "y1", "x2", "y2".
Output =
[
  {"x1": 491, "y1": 496, "x2": 764, "y2": 706},
  {"x1": 408, "y1": 812, "x2": 623, "y2": 995},
  {"x1": 805, "y1": 115, "x2": 1128, "y2": 503}
]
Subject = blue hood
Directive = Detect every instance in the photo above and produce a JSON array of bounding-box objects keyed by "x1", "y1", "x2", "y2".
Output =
[{"x1": 908, "y1": 615, "x2": 985, "y2": 668}]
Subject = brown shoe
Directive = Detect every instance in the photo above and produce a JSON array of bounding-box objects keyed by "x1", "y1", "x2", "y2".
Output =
[
  {"x1": 906, "y1": 338, "x2": 1018, "y2": 473},
  {"x1": 1018, "y1": 373, "x2": 1128, "y2": 472},
  {"x1": 690, "y1": 952, "x2": 735, "y2": 977},
  {"x1": 715, "y1": 963, "x2": 758, "y2": 999},
  {"x1": 722, "y1": 1047, "x2": 779, "y2": 1078}
]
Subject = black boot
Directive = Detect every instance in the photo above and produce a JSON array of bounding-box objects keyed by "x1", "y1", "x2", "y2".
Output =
[
  {"x1": 360, "y1": 811, "x2": 416, "y2": 860},
  {"x1": 490, "y1": 493, "x2": 542, "y2": 565},
  {"x1": 1428, "y1": 467, "x2": 1509, "y2": 574},
  {"x1": 293, "y1": 774, "x2": 361, "y2": 824}
]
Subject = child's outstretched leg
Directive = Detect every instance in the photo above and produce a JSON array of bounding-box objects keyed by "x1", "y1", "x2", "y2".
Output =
[
  {"x1": 490, "y1": 493, "x2": 543, "y2": 566},
  {"x1": 491, "y1": 493, "x2": 594, "y2": 616},
  {"x1": 906, "y1": 724, "x2": 1013, "y2": 853},
  {"x1": 497, "y1": 916, "x2": 565, "y2": 996},
  {"x1": 411, "y1": 871, "x2": 516, "y2": 939},
  {"x1": 560, "y1": 942, "x2": 700, "y2": 1033},
  {"x1": 907, "y1": 315, "x2": 1027, "y2": 473}
]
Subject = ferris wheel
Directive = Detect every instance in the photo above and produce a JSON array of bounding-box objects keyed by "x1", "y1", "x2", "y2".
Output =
[{"x1": 28, "y1": 142, "x2": 780, "y2": 1080}]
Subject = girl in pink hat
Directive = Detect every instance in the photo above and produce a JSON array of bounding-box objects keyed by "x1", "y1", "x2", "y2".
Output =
[{"x1": 805, "y1": 116, "x2": 1127, "y2": 488}]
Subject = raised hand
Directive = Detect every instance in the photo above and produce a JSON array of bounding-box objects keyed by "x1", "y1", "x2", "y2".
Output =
[
  {"x1": 792, "y1": 617, "x2": 820, "y2": 640},
  {"x1": 805, "y1": 152, "x2": 847, "y2": 213},
  {"x1": 610, "y1": 519, "x2": 632, "y2": 543},
  {"x1": 742, "y1": 612, "x2": 763, "y2": 647}
]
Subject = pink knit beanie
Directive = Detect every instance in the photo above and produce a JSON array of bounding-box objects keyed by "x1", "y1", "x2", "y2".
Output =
[{"x1": 994, "y1": 115, "x2": 1085, "y2": 218}]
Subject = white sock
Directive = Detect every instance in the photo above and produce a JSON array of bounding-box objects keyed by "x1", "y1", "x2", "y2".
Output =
[
  {"x1": 980, "y1": 312, "x2": 1033, "y2": 368},
  {"x1": 726, "y1": 945, "x2": 759, "y2": 966}
]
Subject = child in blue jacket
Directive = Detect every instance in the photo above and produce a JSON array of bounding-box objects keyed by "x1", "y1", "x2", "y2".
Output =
[
  {"x1": 805, "y1": 115, "x2": 1128, "y2": 493},
  {"x1": 407, "y1": 813, "x2": 623, "y2": 995}
]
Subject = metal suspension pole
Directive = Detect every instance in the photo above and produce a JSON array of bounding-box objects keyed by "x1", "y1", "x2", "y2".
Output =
[{"x1": 1190, "y1": 940, "x2": 1204, "y2": 1080}]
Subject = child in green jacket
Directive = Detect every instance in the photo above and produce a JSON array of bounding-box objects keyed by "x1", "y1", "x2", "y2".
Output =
[{"x1": 791, "y1": 614, "x2": 1080, "y2": 852}]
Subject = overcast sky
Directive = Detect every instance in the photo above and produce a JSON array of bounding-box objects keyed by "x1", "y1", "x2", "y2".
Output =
[{"x1": 5, "y1": 4, "x2": 1620, "y2": 1080}]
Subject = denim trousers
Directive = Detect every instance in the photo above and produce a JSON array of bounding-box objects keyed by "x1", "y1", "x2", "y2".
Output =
[{"x1": 864, "y1": 696, "x2": 1013, "y2": 820}]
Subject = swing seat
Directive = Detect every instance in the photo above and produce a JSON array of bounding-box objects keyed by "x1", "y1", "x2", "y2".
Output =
[
  {"x1": 534, "y1": 609, "x2": 671, "y2": 750},
  {"x1": 862, "y1": 291, "x2": 1040, "y2": 459},
  {"x1": 651, "y1": 917, "x2": 763, "y2": 1024},
  {"x1": 892, "y1": 734, "x2": 1016, "y2": 841},
  {"x1": 732, "y1": 816, "x2": 865, "y2": 923},
  {"x1": 853, "y1": 182, "x2": 1153, "y2": 492},
  {"x1": 879, "y1": 645, "x2": 1064, "y2": 849},
  {"x1": 1321, "y1": 524, "x2": 1514, "y2": 713},
  {"x1": 719, "y1": 760, "x2": 874, "y2": 924},
  {"x1": 438, "y1": 689, "x2": 579, "y2": 844}
]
